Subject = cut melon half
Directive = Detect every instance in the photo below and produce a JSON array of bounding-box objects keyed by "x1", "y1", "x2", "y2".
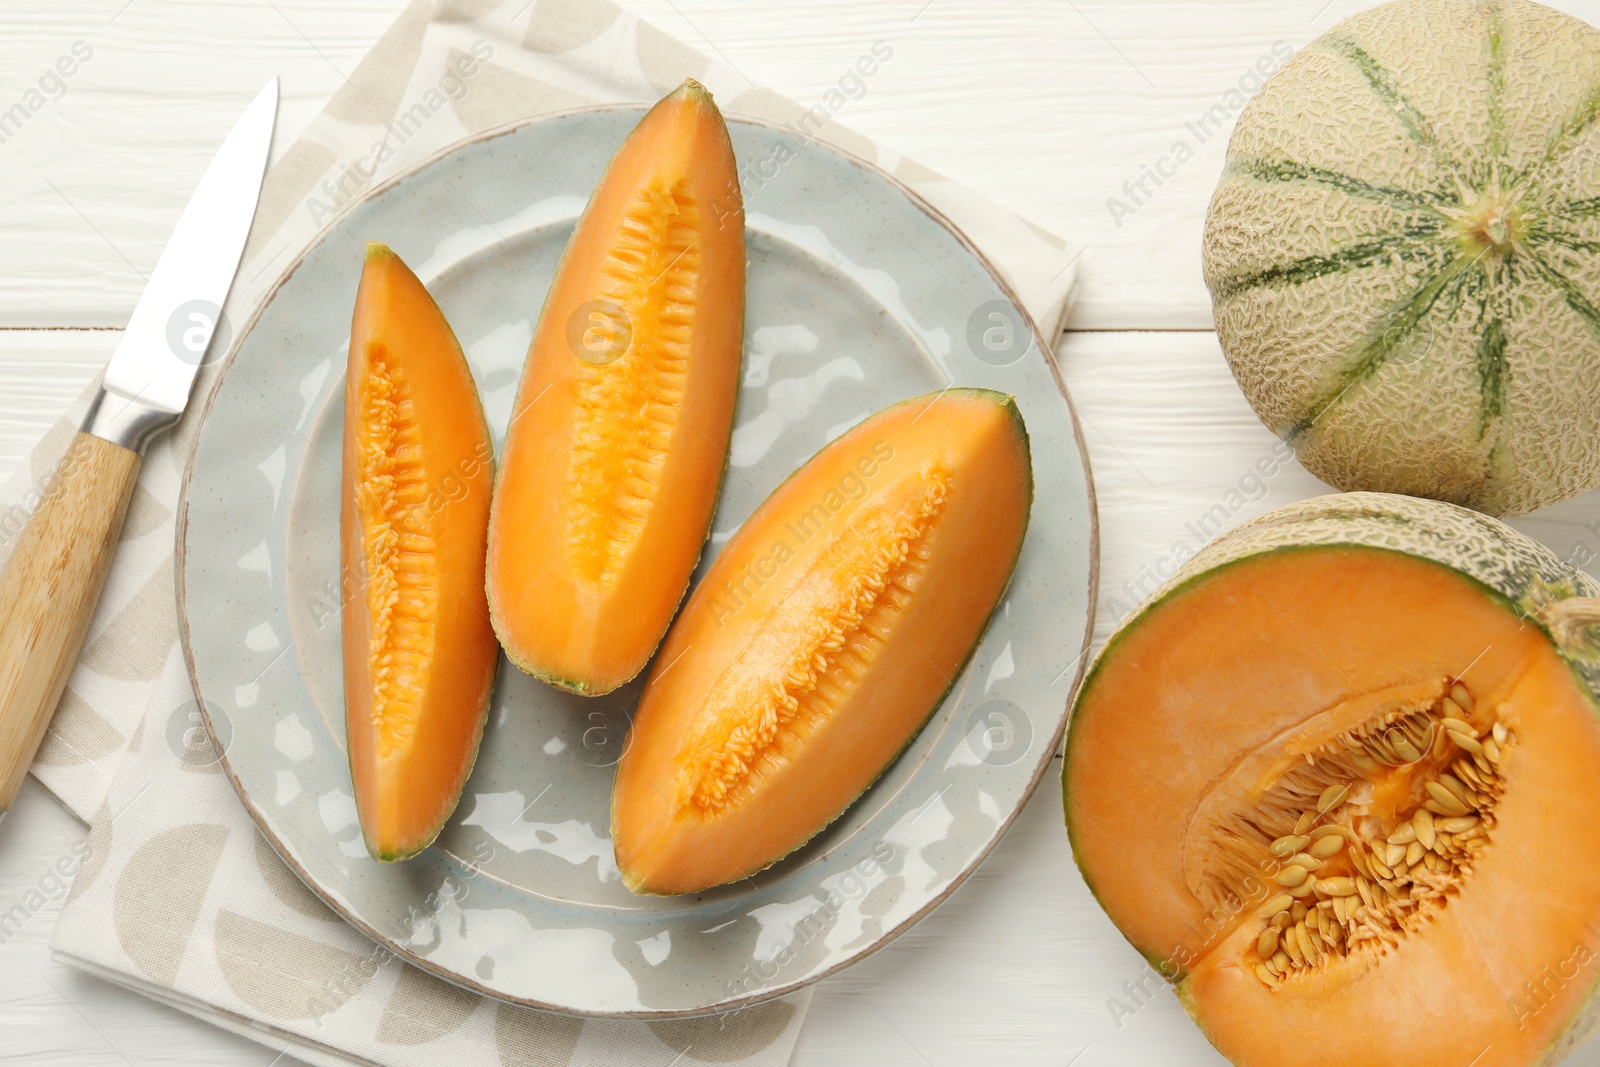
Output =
[{"x1": 1064, "y1": 492, "x2": 1600, "y2": 1067}]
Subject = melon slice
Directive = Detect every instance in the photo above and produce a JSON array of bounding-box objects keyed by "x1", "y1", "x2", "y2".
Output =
[
  {"x1": 1064, "y1": 492, "x2": 1600, "y2": 1067},
  {"x1": 343, "y1": 242, "x2": 498, "y2": 862},
  {"x1": 613, "y1": 389, "x2": 1033, "y2": 895},
  {"x1": 487, "y1": 79, "x2": 744, "y2": 696}
]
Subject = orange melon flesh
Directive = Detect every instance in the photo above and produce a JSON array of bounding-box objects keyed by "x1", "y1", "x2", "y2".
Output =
[
  {"x1": 612, "y1": 389, "x2": 1032, "y2": 895},
  {"x1": 1065, "y1": 547, "x2": 1600, "y2": 1066},
  {"x1": 487, "y1": 79, "x2": 744, "y2": 696},
  {"x1": 343, "y1": 242, "x2": 498, "y2": 862}
]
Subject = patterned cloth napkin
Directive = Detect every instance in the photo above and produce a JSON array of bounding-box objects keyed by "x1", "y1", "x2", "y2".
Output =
[{"x1": 0, "y1": 0, "x2": 1083, "y2": 1064}]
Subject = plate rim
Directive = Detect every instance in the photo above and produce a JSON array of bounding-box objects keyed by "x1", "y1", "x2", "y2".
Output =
[{"x1": 176, "y1": 102, "x2": 1101, "y2": 1019}]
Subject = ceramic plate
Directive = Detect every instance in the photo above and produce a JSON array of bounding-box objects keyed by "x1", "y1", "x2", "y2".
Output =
[{"x1": 178, "y1": 107, "x2": 1097, "y2": 1018}]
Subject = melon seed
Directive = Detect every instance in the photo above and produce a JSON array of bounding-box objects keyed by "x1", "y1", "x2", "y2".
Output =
[
  {"x1": 1440, "y1": 697, "x2": 1467, "y2": 720},
  {"x1": 1425, "y1": 781, "x2": 1471, "y2": 816},
  {"x1": 1387, "y1": 823, "x2": 1418, "y2": 845},
  {"x1": 1315, "y1": 876, "x2": 1358, "y2": 896},
  {"x1": 1448, "y1": 729, "x2": 1483, "y2": 755},
  {"x1": 1439, "y1": 715, "x2": 1472, "y2": 735},
  {"x1": 1365, "y1": 736, "x2": 1400, "y2": 765},
  {"x1": 1298, "y1": 922, "x2": 1320, "y2": 963},
  {"x1": 1492, "y1": 722, "x2": 1508, "y2": 744},
  {"x1": 1431, "y1": 725, "x2": 1451, "y2": 759},
  {"x1": 1391, "y1": 735, "x2": 1423, "y2": 763},
  {"x1": 1406, "y1": 841, "x2": 1425, "y2": 866},
  {"x1": 1282, "y1": 927, "x2": 1305, "y2": 965},
  {"x1": 1308, "y1": 824, "x2": 1345, "y2": 840},
  {"x1": 1275, "y1": 865, "x2": 1309, "y2": 887},
  {"x1": 1292, "y1": 902, "x2": 1308, "y2": 922},
  {"x1": 1256, "y1": 894, "x2": 1293, "y2": 918},
  {"x1": 1258, "y1": 927, "x2": 1280, "y2": 958},
  {"x1": 1439, "y1": 774, "x2": 1476, "y2": 807},
  {"x1": 1412, "y1": 809, "x2": 1436, "y2": 850},
  {"x1": 1438, "y1": 815, "x2": 1479, "y2": 833},
  {"x1": 1309, "y1": 835, "x2": 1345, "y2": 858},
  {"x1": 1289, "y1": 879, "x2": 1317, "y2": 898},
  {"x1": 1450, "y1": 683, "x2": 1474, "y2": 711},
  {"x1": 1273, "y1": 950, "x2": 1291, "y2": 972},
  {"x1": 1270, "y1": 834, "x2": 1311, "y2": 858},
  {"x1": 1294, "y1": 813, "x2": 1314, "y2": 835},
  {"x1": 1483, "y1": 737, "x2": 1502, "y2": 763},
  {"x1": 1316, "y1": 784, "x2": 1349, "y2": 813},
  {"x1": 1290, "y1": 852, "x2": 1323, "y2": 870},
  {"x1": 1256, "y1": 963, "x2": 1280, "y2": 986}
]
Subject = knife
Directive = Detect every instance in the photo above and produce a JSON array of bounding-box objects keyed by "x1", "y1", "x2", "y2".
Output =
[{"x1": 0, "y1": 79, "x2": 278, "y2": 818}]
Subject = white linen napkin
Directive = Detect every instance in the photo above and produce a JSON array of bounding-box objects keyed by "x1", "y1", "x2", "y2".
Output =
[{"x1": 0, "y1": 0, "x2": 1084, "y2": 1064}]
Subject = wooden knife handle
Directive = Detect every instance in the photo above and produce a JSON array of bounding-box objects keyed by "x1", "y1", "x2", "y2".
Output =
[{"x1": 0, "y1": 431, "x2": 141, "y2": 809}]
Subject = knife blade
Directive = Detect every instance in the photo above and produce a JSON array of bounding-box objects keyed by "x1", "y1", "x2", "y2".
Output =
[{"x1": 0, "y1": 78, "x2": 278, "y2": 812}]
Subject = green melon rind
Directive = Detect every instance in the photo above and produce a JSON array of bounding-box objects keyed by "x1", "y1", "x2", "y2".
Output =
[
  {"x1": 618, "y1": 388, "x2": 1033, "y2": 895},
  {"x1": 486, "y1": 79, "x2": 743, "y2": 698},
  {"x1": 353, "y1": 244, "x2": 500, "y2": 864},
  {"x1": 1202, "y1": 0, "x2": 1600, "y2": 516},
  {"x1": 1062, "y1": 492, "x2": 1600, "y2": 978}
]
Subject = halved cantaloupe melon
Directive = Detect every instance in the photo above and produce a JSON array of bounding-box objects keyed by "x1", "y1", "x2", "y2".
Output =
[
  {"x1": 613, "y1": 389, "x2": 1033, "y2": 895},
  {"x1": 487, "y1": 79, "x2": 744, "y2": 696},
  {"x1": 1064, "y1": 492, "x2": 1600, "y2": 1067},
  {"x1": 343, "y1": 242, "x2": 498, "y2": 862}
]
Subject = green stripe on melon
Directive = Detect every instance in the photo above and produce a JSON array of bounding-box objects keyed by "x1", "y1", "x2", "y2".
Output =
[{"x1": 1204, "y1": 0, "x2": 1600, "y2": 516}]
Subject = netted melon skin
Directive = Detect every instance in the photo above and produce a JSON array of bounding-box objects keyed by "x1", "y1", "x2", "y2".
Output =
[
  {"x1": 1203, "y1": 0, "x2": 1600, "y2": 517},
  {"x1": 1116, "y1": 492, "x2": 1600, "y2": 689}
]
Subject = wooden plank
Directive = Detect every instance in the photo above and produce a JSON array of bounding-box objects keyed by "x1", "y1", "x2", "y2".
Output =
[
  {"x1": 0, "y1": 331, "x2": 105, "y2": 485},
  {"x1": 0, "y1": 0, "x2": 401, "y2": 329},
  {"x1": 7, "y1": 0, "x2": 1600, "y2": 331}
]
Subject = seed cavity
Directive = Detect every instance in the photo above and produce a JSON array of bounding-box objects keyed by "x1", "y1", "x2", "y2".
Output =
[
  {"x1": 564, "y1": 180, "x2": 701, "y2": 587},
  {"x1": 1191, "y1": 680, "x2": 1515, "y2": 990},
  {"x1": 675, "y1": 469, "x2": 952, "y2": 817},
  {"x1": 355, "y1": 359, "x2": 438, "y2": 759}
]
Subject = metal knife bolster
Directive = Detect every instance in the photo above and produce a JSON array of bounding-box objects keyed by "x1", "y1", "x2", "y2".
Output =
[{"x1": 81, "y1": 381, "x2": 181, "y2": 454}]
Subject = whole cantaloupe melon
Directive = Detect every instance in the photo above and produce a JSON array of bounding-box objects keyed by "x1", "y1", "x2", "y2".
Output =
[{"x1": 1204, "y1": 0, "x2": 1600, "y2": 517}]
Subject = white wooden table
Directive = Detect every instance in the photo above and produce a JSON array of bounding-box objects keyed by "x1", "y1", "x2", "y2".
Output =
[{"x1": 8, "y1": 1, "x2": 1600, "y2": 1063}]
